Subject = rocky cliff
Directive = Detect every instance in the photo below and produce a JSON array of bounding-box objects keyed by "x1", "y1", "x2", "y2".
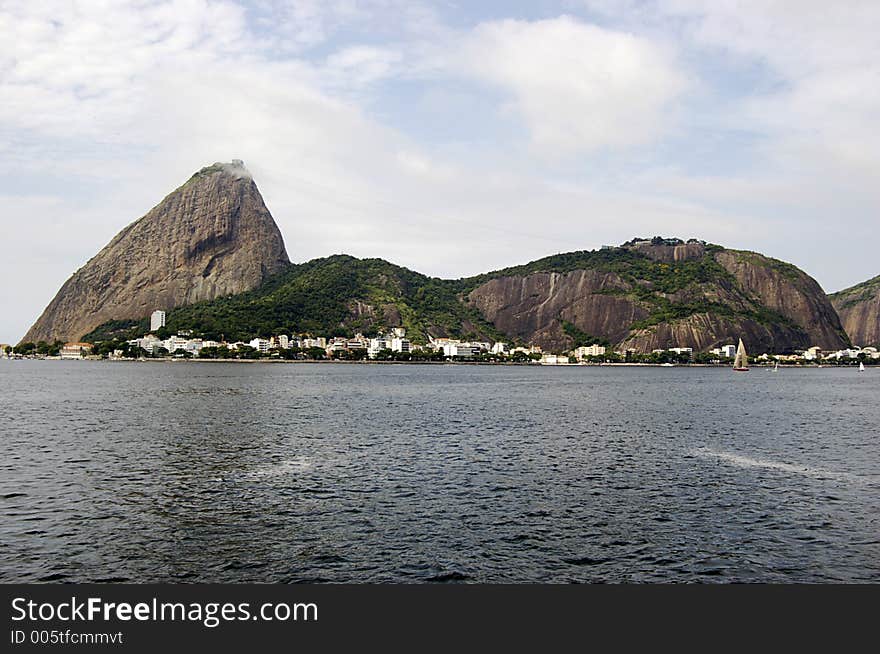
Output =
[
  {"x1": 50, "y1": 172, "x2": 849, "y2": 356},
  {"x1": 23, "y1": 161, "x2": 289, "y2": 343},
  {"x1": 466, "y1": 240, "x2": 849, "y2": 353},
  {"x1": 829, "y1": 275, "x2": 880, "y2": 346},
  {"x1": 153, "y1": 238, "x2": 847, "y2": 354}
]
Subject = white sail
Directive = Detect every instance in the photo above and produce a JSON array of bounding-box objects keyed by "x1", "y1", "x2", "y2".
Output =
[
  {"x1": 859, "y1": 362, "x2": 865, "y2": 371},
  {"x1": 733, "y1": 338, "x2": 748, "y2": 369}
]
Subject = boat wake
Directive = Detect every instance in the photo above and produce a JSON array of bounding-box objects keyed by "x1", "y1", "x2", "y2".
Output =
[
  {"x1": 246, "y1": 456, "x2": 314, "y2": 479},
  {"x1": 691, "y1": 447, "x2": 860, "y2": 483}
]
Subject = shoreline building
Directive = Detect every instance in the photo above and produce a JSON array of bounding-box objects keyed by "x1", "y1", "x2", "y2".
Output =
[
  {"x1": 574, "y1": 344, "x2": 606, "y2": 359},
  {"x1": 150, "y1": 310, "x2": 166, "y2": 332},
  {"x1": 249, "y1": 338, "x2": 270, "y2": 353},
  {"x1": 60, "y1": 342, "x2": 92, "y2": 359}
]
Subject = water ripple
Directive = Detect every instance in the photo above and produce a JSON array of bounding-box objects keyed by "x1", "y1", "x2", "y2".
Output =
[{"x1": 0, "y1": 362, "x2": 878, "y2": 583}]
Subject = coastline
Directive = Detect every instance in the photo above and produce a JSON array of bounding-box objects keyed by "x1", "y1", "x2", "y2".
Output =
[{"x1": 1, "y1": 357, "x2": 854, "y2": 368}]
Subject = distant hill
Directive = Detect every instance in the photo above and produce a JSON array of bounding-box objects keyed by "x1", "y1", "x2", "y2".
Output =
[
  {"x1": 829, "y1": 275, "x2": 880, "y2": 346},
  {"x1": 28, "y1": 162, "x2": 849, "y2": 353}
]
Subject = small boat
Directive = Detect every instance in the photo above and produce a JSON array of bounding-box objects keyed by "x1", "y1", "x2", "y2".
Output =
[
  {"x1": 859, "y1": 361, "x2": 865, "y2": 372},
  {"x1": 733, "y1": 338, "x2": 749, "y2": 372},
  {"x1": 773, "y1": 361, "x2": 779, "y2": 372}
]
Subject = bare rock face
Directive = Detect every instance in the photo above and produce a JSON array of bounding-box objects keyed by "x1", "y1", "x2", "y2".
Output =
[
  {"x1": 467, "y1": 242, "x2": 850, "y2": 353},
  {"x1": 469, "y1": 269, "x2": 645, "y2": 350},
  {"x1": 23, "y1": 161, "x2": 290, "y2": 343},
  {"x1": 619, "y1": 313, "x2": 813, "y2": 353},
  {"x1": 714, "y1": 250, "x2": 849, "y2": 350},
  {"x1": 829, "y1": 275, "x2": 880, "y2": 346}
]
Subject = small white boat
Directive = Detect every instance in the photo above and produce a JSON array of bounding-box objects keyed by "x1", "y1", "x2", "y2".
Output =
[
  {"x1": 859, "y1": 361, "x2": 865, "y2": 372},
  {"x1": 773, "y1": 361, "x2": 779, "y2": 372},
  {"x1": 733, "y1": 338, "x2": 749, "y2": 372}
]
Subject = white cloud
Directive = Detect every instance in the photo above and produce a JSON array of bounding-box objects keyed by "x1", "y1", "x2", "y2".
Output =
[
  {"x1": 454, "y1": 16, "x2": 688, "y2": 155},
  {"x1": 323, "y1": 45, "x2": 403, "y2": 88}
]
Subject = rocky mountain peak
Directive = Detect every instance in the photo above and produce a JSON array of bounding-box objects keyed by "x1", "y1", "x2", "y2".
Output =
[{"x1": 22, "y1": 162, "x2": 290, "y2": 343}]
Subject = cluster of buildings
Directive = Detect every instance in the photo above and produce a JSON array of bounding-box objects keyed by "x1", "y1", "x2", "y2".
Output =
[
  {"x1": 710, "y1": 345, "x2": 736, "y2": 358},
  {"x1": 51, "y1": 336, "x2": 868, "y2": 363},
  {"x1": 117, "y1": 319, "x2": 616, "y2": 363},
  {"x1": 767, "y1": 345, "x2": 879, "y2": 362},
  {"x1": 125, "y1": 326, "x2": 529, "y2": 360},
  {"x1": 4, "y1": 310, "x2": 876, "y2": 364}
]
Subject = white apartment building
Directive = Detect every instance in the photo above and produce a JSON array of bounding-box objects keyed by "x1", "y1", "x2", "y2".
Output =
[
  {"x1": 512, "y1": 345, "x2": 542, "y2": 355},
  {"x1": 327, "y1": 337, "x2": 348, "y2": 353},
  {"x1": 367, "y1": 332, "x2": 412, "y2": 357},
  {"x1": 60, "y1": 342, "x2": 92, "y2": 359},
  {"x1": 249, "y1": 338, "x2": 270, "y2": 353},
  {"x1": 574, "y1": 344, "x2": 606, "y2": 359},
  {"x1": 443, "y1": 343, "x2": 479, "y2": 357},
  {"x1": 184, "y1": 339, "x2": 203, "y2": 354},
  {"x1": 491, "y1": 342, "x2": 508, "y2": 354},
  {"x1": 430, "y1": 338, "x2": 459, "y2": 351},
  {"x1": 166, "y1": 336, "x2": 189, "y2": 353},
  {"x1": 150, "y1": 310, "x2": 166, "y2": 332},
  {"x1": 129, "y1": 334, "x2": 160, "y2": 354},
  {"x1": 301, "y1": 337, "x2": 326, "y2": 349},
  {"x1": 390, "y1": 337, "x2": 411, "y2": 353},
  {"x1": 541, "y1": 354, "x2": 571, "y2": 364},
  {"x1": 803, "y1": 346, "x2": 822, "y2": 360},
  {"x1": 368, "y1": 337, "x2": 389, "y2": 358}
]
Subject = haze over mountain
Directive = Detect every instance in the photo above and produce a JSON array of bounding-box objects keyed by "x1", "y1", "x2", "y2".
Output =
[{"x1": 27, "y1": 162, "x2": 852, "y2": 354}]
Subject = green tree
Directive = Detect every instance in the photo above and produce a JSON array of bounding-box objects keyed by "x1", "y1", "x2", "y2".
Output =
[{"x1": 305, "y1": 346, "x2": 326, "y2": 360}]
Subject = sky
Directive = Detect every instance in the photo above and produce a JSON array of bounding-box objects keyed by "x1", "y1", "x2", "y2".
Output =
[{"x1": 2, "y1": 0, "x2": 879, "y2": 343}]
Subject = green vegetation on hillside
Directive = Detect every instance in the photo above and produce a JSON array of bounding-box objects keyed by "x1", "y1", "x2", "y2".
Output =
[
  {"x1": 83, "y1": 319, "x2": 148, "y2": 343},
  {"x1": 149, "y1": 256, "x2": 506, "y2": 344},
  {"x1": 560, "y1": 320, "x2": 610, "y2": 347},
  {"x1": 83, "y1": 238, "x2": 824, "y2": 349},
  {"x1": 461, "y1": 244, "x2": 733, "y2": 294}
]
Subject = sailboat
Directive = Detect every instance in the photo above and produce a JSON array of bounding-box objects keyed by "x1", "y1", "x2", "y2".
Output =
[
  {"x1": 859, "y1": 361, "x2": 865, "y2": 372},
  {"x1": 733, "y1": 338, "x2": 749, "y2": 372},
  {"x1": 773, "y1": 361, "x2": 779, "y2": 372}
]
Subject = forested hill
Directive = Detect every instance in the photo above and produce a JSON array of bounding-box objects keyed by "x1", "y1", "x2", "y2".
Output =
[{"x1": 84, "y1": 238, "x2": 850, "y2": 354}]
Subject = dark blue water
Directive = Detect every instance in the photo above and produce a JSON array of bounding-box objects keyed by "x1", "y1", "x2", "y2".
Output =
[{"x1": 1, "y1": 360, "x2": 878, "y2": 582}]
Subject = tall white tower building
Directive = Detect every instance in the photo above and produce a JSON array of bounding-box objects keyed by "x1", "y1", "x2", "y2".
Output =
[{"x1": 150, "y1": 310, "x2": 166, "y2": 332}]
